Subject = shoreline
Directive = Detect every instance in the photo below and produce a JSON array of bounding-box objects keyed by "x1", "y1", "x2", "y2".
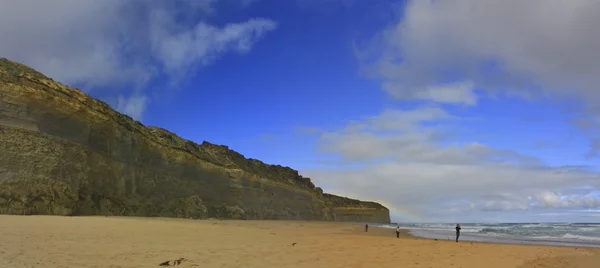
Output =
[
  {"x1": 371, "y1": 225, "x2": 598, "y2": 249},
  {"x1": 360, "y1": 226, "x2": 600, "y2": 267},
  {"x1": 373, "y1": 223, "x2": 600, "y2": 249},
  {"x1": 1, "y1": 215, "x2": 600, "y2": 267}
]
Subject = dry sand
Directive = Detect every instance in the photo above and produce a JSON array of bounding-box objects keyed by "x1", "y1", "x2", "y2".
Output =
[{"x1": 1, "y1": 215, "x2": 599, "y2": 268}]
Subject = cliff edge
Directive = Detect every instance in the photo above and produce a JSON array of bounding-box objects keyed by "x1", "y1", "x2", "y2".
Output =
[{"x1": 0, "y1": 58, "x2": 390, "y2": 223}]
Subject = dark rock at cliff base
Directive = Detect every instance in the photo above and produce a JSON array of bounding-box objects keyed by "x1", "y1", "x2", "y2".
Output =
[{"x1": 0, "y1": 58, "x2": 391, "y2": 223}]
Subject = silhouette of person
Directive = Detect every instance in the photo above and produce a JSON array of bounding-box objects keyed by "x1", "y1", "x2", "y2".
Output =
[
  {"x1": 455, "y1": 224, "x2": 461, "y2": 242},
  {"x1": 396, "y1": 226, "x2": 401, "y2": 238},
  {"x1": 365, "y1": 224, "x2": 369, "y2": 232}
]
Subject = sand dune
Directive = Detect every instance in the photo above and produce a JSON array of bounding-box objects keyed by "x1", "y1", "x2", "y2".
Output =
[{"x1": 0, "y1": 215, "x2": 598, "y2": 268}]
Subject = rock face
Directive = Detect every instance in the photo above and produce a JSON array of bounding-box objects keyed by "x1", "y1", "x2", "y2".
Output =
[
  {"x1": 0, "y1": 58, "x2": 390, "y2": 223},
  {"x1": 323, "y1": 194, "x2": 391, "y2": 223}
]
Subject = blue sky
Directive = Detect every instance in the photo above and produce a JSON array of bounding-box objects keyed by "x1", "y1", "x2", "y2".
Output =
[
  {"x1": 3, "y1": 0, "x2": 600, "y2": 223},
  {"x1": 140, "y1": 1, "x2": 392, "y2": 167}
]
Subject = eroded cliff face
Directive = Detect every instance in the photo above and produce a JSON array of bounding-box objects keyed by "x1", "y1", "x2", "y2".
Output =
[
  {"x1": 323, "y1": 194, "x2": 390, "y2": 223},
  {"x1": 0, "y1": 58, "x2": 390, "y2": 223}
]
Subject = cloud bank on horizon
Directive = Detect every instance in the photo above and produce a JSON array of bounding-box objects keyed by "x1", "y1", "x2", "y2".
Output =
[{"x1": 2, "y1": 0, "x2": 600, "y2": 222}]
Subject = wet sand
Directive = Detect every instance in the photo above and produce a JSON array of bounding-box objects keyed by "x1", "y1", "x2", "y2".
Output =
[{"x1": 0, "y1": 215, "x2": 598, "y2": 268}]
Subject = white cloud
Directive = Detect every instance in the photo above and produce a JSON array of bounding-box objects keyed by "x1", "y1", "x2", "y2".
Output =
[
  {"x1": 317, "y1": 106, "x2": 538, "y2": 166},
  {"x1": 532, "y1": 191, "x2": 600, "y2": 210},
  {"x1": 368, "y1": 0, "x2": 600, "y2": 102},
  {"x1": 116, "y1": 94, "x2": 148, "y2": 121},
  {"x1": 384, "y1": 80, "x2": 477, "y2": 105},
  {"x1": 0, "y1": 0, "x2": 276, "y2": 119},
  {"x1": 148, "y1": 14, "x2": 276, "y2": 79},
  {"x1": 304, "y1": 107, "x2": 600, "y2": 222},
  {"x1": 482, "y1": 200, "x2": 528, "y2": 212},
  {"x1": 358, "y1": 0, "x2": 600, "y2": 157}
]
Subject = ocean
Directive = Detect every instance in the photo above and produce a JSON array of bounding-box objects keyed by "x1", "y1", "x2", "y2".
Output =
[{"x1": 377, "y1": 223, "x2": 600, "y2": 248}]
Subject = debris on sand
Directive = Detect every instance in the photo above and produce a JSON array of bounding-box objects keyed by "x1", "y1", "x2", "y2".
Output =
[{"x1": 159, "y1": 258, "x2": 187, "y2": 266}]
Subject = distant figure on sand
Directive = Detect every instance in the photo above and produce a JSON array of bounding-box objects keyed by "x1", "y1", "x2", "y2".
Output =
[
  {"x1": 455, "y1": 224, "x2": 461, "y2": 242},
  {"x1": 396, "y1": 226, "x2": 400, "y2": 238},
  {"x1": 365, "y1": 224, "x2": 369, "y2": 232}
]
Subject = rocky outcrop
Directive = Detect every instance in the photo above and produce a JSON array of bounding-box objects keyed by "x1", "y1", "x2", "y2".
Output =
[
  {"x1": 324, "y1": 194, "x2": 391, "y2": 223},
  {"x1": 0, "y1": 58, "x2": 390, "y2": 223}
]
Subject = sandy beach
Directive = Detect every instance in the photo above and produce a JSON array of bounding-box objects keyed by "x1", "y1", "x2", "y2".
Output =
[{"x1": 1, "y1": 216, "x2": 599, "y2": 268}]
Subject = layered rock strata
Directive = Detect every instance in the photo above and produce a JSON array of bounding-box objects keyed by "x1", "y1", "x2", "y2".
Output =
[{"x1": 0, "y1": 58, "x2": 390, "y2": 223}]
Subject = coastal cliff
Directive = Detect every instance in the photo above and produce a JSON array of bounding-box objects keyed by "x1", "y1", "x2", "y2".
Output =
[
  {"x1": 324, "y1": 194, "x2": 391, "y2": 223},
  {"x1": 0, "y1": 58, "x2": 390, "y2": 223}
]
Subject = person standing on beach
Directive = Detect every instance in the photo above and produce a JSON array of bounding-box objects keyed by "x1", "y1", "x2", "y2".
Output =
[
  {"x1": 365, "y1": 224, "x2": 369, "y2": 232},
  {"x1": 455, "y1": 224, "x2": 461, "y2": 242},
  {"x1": 396, "y1": 226, "x2": 401, "y2": 238}
]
